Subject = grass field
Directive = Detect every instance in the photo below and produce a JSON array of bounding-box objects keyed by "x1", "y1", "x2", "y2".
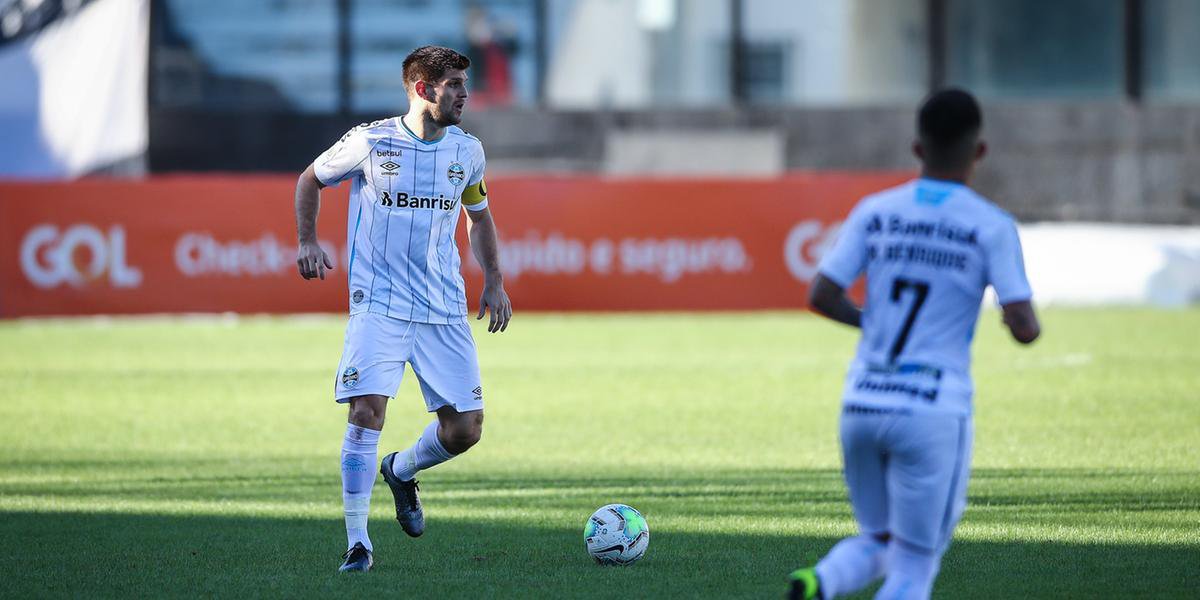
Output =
[{"x1": 1, "y1": 309, "x2": 1197, "y2": 598}]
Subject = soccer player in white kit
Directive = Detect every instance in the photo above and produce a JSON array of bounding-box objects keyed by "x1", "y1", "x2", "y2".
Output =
[
  {"x1": 292, "y1": 46, "x2": 512, "y2": 573},
  {"x1": 787, "y1": 89, "x2": 1041, "y2": 600}
]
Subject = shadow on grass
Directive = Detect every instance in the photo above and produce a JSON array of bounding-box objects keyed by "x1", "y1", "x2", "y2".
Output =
[
  {"x1": 1, "y1": 510, "x2": 1196, "y2": 599},
  {"x1": 1, "y1": 466, "x2": 1196, "y2": 518},
  {"x1": 2, "y1": 467, "x2": 1196, "y2": 597}
]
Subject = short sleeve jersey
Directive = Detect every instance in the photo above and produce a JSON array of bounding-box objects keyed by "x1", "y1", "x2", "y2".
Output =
[
  {"x1": 818, "y1": 178, "x2": 1032, "y2": 415},
  {"x1": 312, "y1": 118, "x2": 489, "y2": 324}
]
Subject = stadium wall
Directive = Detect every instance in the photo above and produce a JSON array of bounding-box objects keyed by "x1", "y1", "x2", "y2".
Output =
[{"x1": 149, "y1": 104, "x2": 1200, "y2": 225}]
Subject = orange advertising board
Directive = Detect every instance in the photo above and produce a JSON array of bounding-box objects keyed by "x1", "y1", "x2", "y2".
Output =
[{"x1": 0, "y1": 174, "x2": 908, "y2": 317}]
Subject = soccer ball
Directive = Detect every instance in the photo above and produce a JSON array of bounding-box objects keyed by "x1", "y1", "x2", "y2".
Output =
[{"x1": 584, "y1": 503, "x2": 649, "y2": 565}]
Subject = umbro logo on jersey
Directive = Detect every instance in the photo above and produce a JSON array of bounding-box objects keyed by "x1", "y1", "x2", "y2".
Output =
[
  {"x1": 379, "y1": 191, "x2": 457, "y2": 211},
  {"x1": 380, "y1": 161, "x2": 400, "y2": 175}
]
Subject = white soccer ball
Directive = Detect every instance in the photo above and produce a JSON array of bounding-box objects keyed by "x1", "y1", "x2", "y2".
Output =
[{"x1": 584, "y1": 503, "x2": 649, "y2": 565}]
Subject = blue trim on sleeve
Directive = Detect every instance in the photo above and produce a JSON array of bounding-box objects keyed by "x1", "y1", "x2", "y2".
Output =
[
  {"x1": 995, "y1": 292, "x2": 1033, "y2": 306},
  {"x1": 818, "y1": 268, "x2": 854, "y2": 289}
]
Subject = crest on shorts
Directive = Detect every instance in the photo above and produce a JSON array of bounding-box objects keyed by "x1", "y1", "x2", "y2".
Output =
[
  {"x1": 447, "y1": 162, "x2": 465, "y2": 186},
  {"x1": 352, "y1": 289, "x2": 364, "y2": 304},
  {"x1": 342, "y1": 367, "x2": 359, "y2": 388}
]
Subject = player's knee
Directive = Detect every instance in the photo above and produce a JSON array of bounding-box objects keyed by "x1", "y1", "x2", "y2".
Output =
[
  {"x1": 446, "y1": 425, "x2": 482, "y2": 453},
  {"x1": 347, "y1": 399, "x2": 385, "y2": 429},
  {"x1": 879, "y1": 536, "x2": 939, "y2": 598},
  {"x1": 442, "y1": 415, "x2": 483, "y2": 453}
]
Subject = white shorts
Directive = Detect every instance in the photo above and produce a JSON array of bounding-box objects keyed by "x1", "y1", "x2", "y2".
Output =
[
  {"x1": 334, "y1": 312, "x2": 484, "y2": 413},
  {"x1": 838, "y1": 405, "x2": 973, "y2": 553}
]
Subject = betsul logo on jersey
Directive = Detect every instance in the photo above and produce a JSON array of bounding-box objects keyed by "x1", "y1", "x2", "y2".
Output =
[
  {"x1": 19, "y1": 224, "x2": 143, "y2": 289},
  {"x1": 783, "y1": 220, "x2": 842, "y2": 282}
]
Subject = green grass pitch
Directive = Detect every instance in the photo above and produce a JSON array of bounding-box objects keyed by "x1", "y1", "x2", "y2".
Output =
[{"x1": 1, "y1": 309, "x2": 1197, "y2": 598}]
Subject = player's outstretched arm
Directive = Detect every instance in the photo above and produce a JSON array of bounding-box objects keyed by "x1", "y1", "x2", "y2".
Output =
[
  {"x1": 1001, "y1": 300, "x2": 1040, "y2": 344},
  {"x1": 809, "y1": 274, "x2": 863, "y2": 328},
  {"x1": 294, "y1": 164, "x2": 334, "y2": 280},
  {"x1": 466, "y1": 207, "x2": 512, "y2": 333}
]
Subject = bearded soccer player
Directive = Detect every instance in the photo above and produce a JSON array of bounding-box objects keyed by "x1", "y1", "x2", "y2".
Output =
[
  {"x1": 293, "y1": 46, "x2": 512, "y2": 573},
  {"x1": 787, "y1": 89, "x2": 1040, "y2": 600}
]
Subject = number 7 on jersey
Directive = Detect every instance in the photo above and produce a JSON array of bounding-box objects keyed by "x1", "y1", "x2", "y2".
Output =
[{"x1": 888, "y1": 278, "x2": 930, "y2": 363}]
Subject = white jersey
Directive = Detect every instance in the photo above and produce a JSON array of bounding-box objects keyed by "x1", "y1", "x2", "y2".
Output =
[
  {"x1": 818, "y1": 178, "x2": 1032, "y2": 416},
  {"x1": 313, "y1": 118, "x2": 489, "y2": 324}
]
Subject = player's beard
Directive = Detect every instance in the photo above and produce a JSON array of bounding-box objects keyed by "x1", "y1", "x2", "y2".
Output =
[{"x1": 431, "y1": 103, "x2": 462, "y2": 127}]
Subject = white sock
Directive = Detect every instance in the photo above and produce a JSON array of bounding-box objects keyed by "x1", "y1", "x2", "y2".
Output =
[
  {"x1": 341, "y1": 424, "x2": 380, "y2": 551},
  {"x1": 391, "y1": 419, "x2": 456, "y2": 482},
  {"x1": 814, "y1": 534, "x2": 887, "y2": 598},
  {"x1": 874, "y1": 541, "x2": 938, "y2": 600}
]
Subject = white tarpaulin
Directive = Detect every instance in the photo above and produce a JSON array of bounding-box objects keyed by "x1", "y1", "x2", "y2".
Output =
[
  {"x1": 993, "y1": 224, "x2": 1200, "y2": 307},
  {"x1": 0, "y1": 0, "x2": 147, "y2": 178}
]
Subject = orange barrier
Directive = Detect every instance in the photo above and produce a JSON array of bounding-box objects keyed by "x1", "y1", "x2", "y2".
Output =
[{"x1": 0, "y1": 174, "x2": 908, "y2": 317}]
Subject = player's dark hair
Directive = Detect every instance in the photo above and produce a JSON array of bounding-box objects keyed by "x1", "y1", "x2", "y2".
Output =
[
  {"x1": 403, "y1": 46, "x2": 471, "y2": 94},
  {"x1": 917, "y1": 88, "x2": 982, "y2": 171}
]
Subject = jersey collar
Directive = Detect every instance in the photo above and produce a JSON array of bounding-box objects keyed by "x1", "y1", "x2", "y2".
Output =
[
  {"x1": 396, "y1": 117, "x2": 446, "y2": 145},
  {"x1": 915, "y1": 177, "x2": 970, "y2": 206},
  {"x1": 916, "y1": 176, "x2": 968, "y2": 189}
]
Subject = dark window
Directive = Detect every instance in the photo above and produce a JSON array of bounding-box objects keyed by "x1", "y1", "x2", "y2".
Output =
[{"x1": 946, "y1": 0, "x2": 1124, "y2": 99}]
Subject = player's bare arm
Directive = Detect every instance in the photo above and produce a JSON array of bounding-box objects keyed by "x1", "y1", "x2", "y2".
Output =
[
  {"x1": 467, "y1": 206, "x2": 512, "y2": 333},
  {"x1": 809, "y1": 273, "x2": 863, "y2": 328},
  {"x1": 294, "y1": 164, "x2": 334, "y2": 280},
  {"x1": 1001, "y1": 300, "x2": 1040, "y2": 344}
]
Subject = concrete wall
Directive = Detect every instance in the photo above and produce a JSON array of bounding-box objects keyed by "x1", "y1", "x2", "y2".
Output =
[{"x1": 467, "y1": 103, "x2": 1200, "y2": 224}]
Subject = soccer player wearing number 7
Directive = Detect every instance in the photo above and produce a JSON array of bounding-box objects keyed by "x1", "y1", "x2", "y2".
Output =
[
  {"x1": 293, "y1": 46, "x2": 512, "y2": 573},
  {"x1": 787, "y1": 89, "x2": 1040, "y2": 600}
]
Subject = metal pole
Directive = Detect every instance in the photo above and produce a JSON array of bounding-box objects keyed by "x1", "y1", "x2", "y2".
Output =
[
  {"x1": 1123, "y1": 0, "x2": 1143, "y2": 102},
  {"x1": 535, "y1": 0, "x2": 548, "y2": 106},
  {"x1": 337, "y1": 0, "x2": 352, "y2": 115},
  {"x1": 147, "y1": 0, "x2": 158, "y2": 108},
  {"x1": 146, "y1": 0, "x2": 159, "y2": 174},
  {"x1": 927, "y1": 0, "x2": 947, "y2": 92},
  {"x1": 730, "y1": 0, "x2": 744, "y2": 104}
]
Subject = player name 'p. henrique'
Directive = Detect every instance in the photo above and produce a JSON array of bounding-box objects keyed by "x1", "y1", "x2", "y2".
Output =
[{"x1": 378, "y1": 191, "x2": 458, "y2": 211}]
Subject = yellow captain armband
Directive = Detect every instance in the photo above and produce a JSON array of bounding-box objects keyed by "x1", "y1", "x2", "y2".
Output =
[{"x1": 461, "y1": 179, "x2": 488, "y2": 209}]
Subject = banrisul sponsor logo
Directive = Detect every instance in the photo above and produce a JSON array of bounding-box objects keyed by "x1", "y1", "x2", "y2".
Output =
[{"x1": 379, "y1": 191, "x2": 457, "y2": 211}]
